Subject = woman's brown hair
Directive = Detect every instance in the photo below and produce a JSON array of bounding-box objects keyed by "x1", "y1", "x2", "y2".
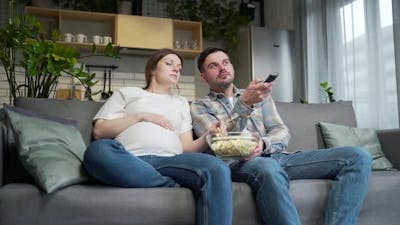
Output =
[{"x1": 143, "y1": 48, "x2": 183, "y2": 90}]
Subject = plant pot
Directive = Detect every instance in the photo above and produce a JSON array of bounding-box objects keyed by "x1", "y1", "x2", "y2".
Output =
[
  {"x1": 31, "y1": 0, "x2": 49, "y2": 7},
  {"x1": 117, "y1": 1, "x2": 132, "y2": 14}
]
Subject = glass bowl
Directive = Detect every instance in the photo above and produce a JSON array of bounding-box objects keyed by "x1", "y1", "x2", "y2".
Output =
[{"x1": 206, "y1": 132, "x2": 259, "y2": 159}]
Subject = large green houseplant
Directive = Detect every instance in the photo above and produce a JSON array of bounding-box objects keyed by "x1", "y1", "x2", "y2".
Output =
[
  {"x1": 166, "y1": 0, "x2": 250, "y2": 53},
  {"x1": 0, "y1": 6, "x2": 119, "y2": 103}
]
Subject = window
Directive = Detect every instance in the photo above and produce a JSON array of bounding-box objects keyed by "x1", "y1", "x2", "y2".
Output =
[{"x1": 306, "y1": 0, "x2": 398, "y2": 129}]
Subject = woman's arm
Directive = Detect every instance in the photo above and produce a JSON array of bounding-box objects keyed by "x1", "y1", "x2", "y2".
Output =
[
  {"x1": 93, "y1": 115, "x2": 141, "y2": 140},
  {"x1": 179, "y1": 130, "x2": 209, "y2": 153},
  {"x1": 180, "y1": 122, "x2": 226, "y2": 153}
]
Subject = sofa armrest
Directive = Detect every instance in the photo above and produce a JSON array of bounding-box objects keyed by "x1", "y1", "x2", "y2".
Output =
[
  {"x1": 0, "y1": 122, "x2": 5, "y2": 186},
  {"x1": 377, "y1": 129, "x2": 400, "y2": 169}
]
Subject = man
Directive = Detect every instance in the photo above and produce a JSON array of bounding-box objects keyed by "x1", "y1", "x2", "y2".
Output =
[{"x1": 190, "y1": 47, "x2": 372, "y2": 225}]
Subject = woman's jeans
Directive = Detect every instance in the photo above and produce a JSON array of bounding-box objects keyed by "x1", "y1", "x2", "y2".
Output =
[
  {"x1": 230, "y1": 146, "x2": 372, "y2": 225},
  {"x1": 84, "y1": 139, "x2": 233, "y2": 225}
]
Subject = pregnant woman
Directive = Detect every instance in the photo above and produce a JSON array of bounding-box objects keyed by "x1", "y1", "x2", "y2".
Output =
[{"x1": 83, "y1": 48, "x2": 232, "y2": 225}]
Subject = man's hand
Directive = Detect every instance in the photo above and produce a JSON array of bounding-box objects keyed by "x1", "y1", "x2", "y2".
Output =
[
  {"x1": 240, "y1": 79, "x2": 274, "y2": 106},
  {"x1": 241, "y1": 138, "x2": 264, "y2": 161}
]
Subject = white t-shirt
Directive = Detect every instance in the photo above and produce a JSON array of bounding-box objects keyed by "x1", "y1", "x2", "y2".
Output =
[{"x1": 94, "y1": 87, "x2": 192, "y2": 157}]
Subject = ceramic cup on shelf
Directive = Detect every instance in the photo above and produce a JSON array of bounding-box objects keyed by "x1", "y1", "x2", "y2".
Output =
[
  {"x1": 183, "y1": 39, "x2": 190, "y2": 49},
  {"x1": 174, "y1": 40, "x2": 182, "y2": 49},
  {"x1": 64, "y1": 33, "x2": 75, "y2": 42},
  {"x1": 102, "y1": 36, "x2": 112, "y2": 44},
  {"x1": 92, "y1": 35, "x2": 103, "y2": 45},
  {"x1": 190, "y1": 40, "x2": 198, "y2": 50},
  {"x1": 75, "y1": 33, "x2": 87, "y2": 43}
]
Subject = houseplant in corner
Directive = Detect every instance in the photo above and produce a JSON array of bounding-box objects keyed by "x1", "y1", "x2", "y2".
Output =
[
  {"x1": 0, "y1": 12, "x2": 119, "y2": 103},
  {"x1": 0, "y1": 14, "x2": 38, "y2": 103},
  {"x1": 166, "y1": 0, "x2": 250, "y2": 54}
]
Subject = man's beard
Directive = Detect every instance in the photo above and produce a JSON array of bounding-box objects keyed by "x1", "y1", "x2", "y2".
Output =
[
  {"x1": 211, "y1": 78, "x2": 233, "y2": 93},
  {"x1": 217, "y1": 81, "x2": 232, "y2": 90},
  {"x1": 210, "y1": 71, "x2": 234, "y2": 92}
]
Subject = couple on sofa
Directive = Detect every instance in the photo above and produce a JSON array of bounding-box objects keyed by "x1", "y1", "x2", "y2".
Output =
[{"x1": 83, "y1": 48, "x2": 372, "y2": 225}]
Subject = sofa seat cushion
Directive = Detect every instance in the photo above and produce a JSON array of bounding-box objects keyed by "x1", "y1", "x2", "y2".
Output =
[
  {"x1": 0, "y1": 184, "x2": 196, "y2": 225},
  {"x1": 358, "y1": 171, "x2": 400, "y2": 225},
  {"x1": 290, "y1": 179, "x2": 332, "y2": 224},
  {"x1": 232, "y1": 183, "x2": 263, "y2": 225},
  {"x1": 232, "y1": 171, "x2": 400, "y2": 225},
  {"x1": 1, "y1": 172, "x2": 399, "y2": 225}
]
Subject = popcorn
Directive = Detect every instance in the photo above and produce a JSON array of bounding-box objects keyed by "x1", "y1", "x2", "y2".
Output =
[
  {"x1": 211, "y1": 139, "x2": 257, "y2": 156},
  {"x1": 207, "y1": 132, "x2": 259, "y2": 158}
]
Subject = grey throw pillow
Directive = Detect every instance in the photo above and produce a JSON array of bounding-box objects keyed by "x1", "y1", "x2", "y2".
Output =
[
  {"x1": 3, "y1": 104, "x2": 89, "y2": 193},
  {"x1": 14, "y1": 97, "x2": 104, "y2": 146},
  {"x1": 319, "y1": 121, "x2": 394, "y2": 170}
]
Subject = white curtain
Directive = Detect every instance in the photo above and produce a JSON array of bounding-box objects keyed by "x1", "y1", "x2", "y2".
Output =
[{"x1": 305, "y1": 0, "x2": 398, "y2": 129}]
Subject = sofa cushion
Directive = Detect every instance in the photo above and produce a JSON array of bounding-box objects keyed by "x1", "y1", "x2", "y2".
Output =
[
  {"x1": 0, "y1": 183, "x2": 197, "y2": 225},
  {"x1": 319, "y1": 121, "x2": 394, "y2": 170},
  {"x1": 275, "y1": 101, "x2": 357, "y2": 152},
  {"x1": 2, "y1": 98, "x2": 103, "y2": 185},
  {"x1": 14, "y1": 97, "x2": 104, "y2": 146},
  {"x1": 2, "y1": 173, "x2": 398, "y2": 225},
  {"x1": 1, "y1": 117, "x2": 34, "y2": 184},
  {"x1": 3, "y1": 105, "x2": 89, "y2": 193}
]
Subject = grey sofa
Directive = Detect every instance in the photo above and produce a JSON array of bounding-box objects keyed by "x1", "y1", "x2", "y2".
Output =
[{"x1": 0, "y1": 97, "x2": 399, "y2": 225}]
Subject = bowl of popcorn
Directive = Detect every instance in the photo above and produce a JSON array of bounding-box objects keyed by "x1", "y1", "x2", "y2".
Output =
[{"x1": 206, "y1": 132, "x2": 259, "y2": 159}]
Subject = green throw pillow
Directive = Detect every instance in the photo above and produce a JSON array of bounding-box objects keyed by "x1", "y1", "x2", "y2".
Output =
[
  {"x1": 3, "y1": 105, "x2": 89, "y2": 193},
  {"x1": 319, "y1": 121, "x2": 394, "y2": 170}
]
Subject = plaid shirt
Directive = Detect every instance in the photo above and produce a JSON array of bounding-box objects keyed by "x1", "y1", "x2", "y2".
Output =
[{"x1": 190, "y1": 86, "x2": 290, "y2": 154}]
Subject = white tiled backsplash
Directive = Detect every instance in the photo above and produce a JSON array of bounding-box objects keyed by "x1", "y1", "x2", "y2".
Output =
[{"x1": 0, "y1": 67, "x2": 196, "y2": 104}]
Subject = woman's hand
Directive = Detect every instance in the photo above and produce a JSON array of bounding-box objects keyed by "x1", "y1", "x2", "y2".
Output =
[
  {"x1": 139, "y1": 112, "x2": 175, "y2": 131},
  {"x1": 208, "y1": 121, "x2": 228, "y2": 136},
  {"x1": 93, "y1": 112, "x2": 174, "y2": 139}
]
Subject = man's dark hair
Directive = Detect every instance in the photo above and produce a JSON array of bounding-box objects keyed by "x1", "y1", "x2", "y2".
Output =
[{"x1": 197, "y1": 47, "x2": 228, "y2": 72}]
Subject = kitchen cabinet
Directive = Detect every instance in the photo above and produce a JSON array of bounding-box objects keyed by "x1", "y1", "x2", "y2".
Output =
[
  {"x1": 25, "y1": 7, "x2": 116, "y2": 51},
  {"x1": 25, "y1": 6, "x2": 202, "y2": 57},
  {"x1": 116, "y1": 15, "x2": 172, "y2": 50},
  {"x1": 266, "y1": 0, "x2": 294, "y2": 30},
  {"x1": 172, "y1": 20, "x2": 203, "y2": 57}
]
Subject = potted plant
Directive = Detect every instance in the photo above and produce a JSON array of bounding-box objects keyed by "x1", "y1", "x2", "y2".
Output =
[
  {"x1": 116, "y1": 0, "x2": 132, "y2": 14},
  {"x1": 50, "y1": 0, "x2": 117, "y2": 13},
  {"x1": 0, "y1": 13, "x2": 39, "y2": 103},
  {"x1": 320, "y1": 81, "x2": 336, "y2": 103},
  {"x1": 299, "y1": 82, "x2": 336, "y2": 104},
  {"x1": 166, "y1": 0, "x2": 250, "y2": 54},
  {"x1": 0, "y1": 6, "x2": 119, "y2": 103}
]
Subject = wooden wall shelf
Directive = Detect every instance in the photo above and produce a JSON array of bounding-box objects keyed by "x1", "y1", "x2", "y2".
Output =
[{"x1": 25, "y1": 6, "x2": 203, "y2": 58}]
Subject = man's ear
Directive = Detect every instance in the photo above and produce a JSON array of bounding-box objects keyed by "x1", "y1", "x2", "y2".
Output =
[{"x1": 200, "y1": 73, "x2": 207, "y2": 83}]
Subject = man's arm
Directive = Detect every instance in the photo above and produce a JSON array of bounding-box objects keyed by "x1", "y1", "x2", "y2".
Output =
[
  {"x1": 190, "y1": 100, "x2": 219, "y2": 138},
  {"x1": 190, "y1": 96, "x2": 290, "y2": 154},
  {"x1": 190, "y1": 96, "x2": 256, "y2": 136},
  {"x1": 261, "y1": 96, "x2": 290, "y2": 154}
]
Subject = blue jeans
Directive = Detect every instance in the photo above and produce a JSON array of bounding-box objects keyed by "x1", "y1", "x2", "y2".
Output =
[
  {"x1": 83, "y1": 139, "x2": 233, "y2": 225},
  {"x1": 230, "y1": 147, "x2": 372, "y2": 225}
]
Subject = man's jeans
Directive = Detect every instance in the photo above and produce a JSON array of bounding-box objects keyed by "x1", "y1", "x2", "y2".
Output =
[
  {"x1": 84, "y1": 139, "x2": 233, "y2": 225},
  {"x1": 230, "y1": 146, "x2": 372, "y2": 225}
]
